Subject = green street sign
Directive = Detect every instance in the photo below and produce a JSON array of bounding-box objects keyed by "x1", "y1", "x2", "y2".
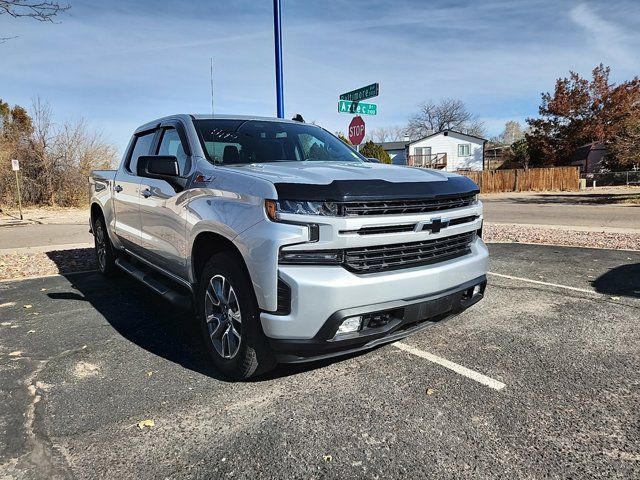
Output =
[
  {"x1": 338, "y1": 100, "x2": 378, "y2": 116},
  {"x1": 340, "y1": 83, "x2": 379, "y2": 102}
]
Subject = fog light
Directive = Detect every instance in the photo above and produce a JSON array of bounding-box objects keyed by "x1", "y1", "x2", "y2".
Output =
[
  {"x1": 473, "y1": 285, "x2": 482, "y2": 296},
  {"x1": 335, "y1": 316, "x2": 362, "y2": 336}
]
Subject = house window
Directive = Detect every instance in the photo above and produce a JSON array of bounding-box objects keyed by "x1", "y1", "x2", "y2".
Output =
[{"x1": 458, "y1": 144, "x2": 471, "y2": 157}]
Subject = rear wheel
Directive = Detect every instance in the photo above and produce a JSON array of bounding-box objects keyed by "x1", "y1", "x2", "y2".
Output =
[
  {"x1": 93, "y1": 215, "x2": 118, "y2": 277},
  {"x1": 198, "y1": 252, "x2": 276, "y2": 379}
]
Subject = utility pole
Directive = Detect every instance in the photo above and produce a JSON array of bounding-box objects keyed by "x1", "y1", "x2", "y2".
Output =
[{"x1": 273, "y1": 0, "x2": 284, "y2": 118}]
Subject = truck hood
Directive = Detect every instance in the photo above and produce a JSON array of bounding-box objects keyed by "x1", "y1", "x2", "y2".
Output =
[
  {"x1": 224, "y1": 161, "x2": 450, "y2": 184},
  {"x1": 221, "y1": 161, "x2": 478, "y2": 201}
]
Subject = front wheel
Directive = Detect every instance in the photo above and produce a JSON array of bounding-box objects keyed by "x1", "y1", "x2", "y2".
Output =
[
  {"x1": 198, "y1": 252, "x2": 276, "y2": 380},
  {"x1": 93, "y1": 215, "x2": 118, "y2": 277}
]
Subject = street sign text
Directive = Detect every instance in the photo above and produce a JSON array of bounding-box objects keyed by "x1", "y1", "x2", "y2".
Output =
[
  {"x1": 340, "y1": 83, "x2": 379, "y2": 102},
  {"x1": 338, "y1": 100, "x2": 377, "y2": 116}
]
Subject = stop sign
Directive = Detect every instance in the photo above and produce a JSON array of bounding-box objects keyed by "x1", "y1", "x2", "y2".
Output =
[{"x1": 348, "y1": 116, "x2": 365, "y2": 145}]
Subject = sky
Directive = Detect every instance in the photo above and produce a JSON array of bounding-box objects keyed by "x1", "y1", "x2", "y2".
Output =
[{"x1": 1, "y1": 0, "x2": 639, "y2": 155}]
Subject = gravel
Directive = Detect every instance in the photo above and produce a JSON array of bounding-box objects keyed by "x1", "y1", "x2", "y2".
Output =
[
  {"x1": 484, "y1": 224, "x2": 640, "y2": 251},
  {"x1": 0, "y1": 248, "x2": 96, "y2": 280}
]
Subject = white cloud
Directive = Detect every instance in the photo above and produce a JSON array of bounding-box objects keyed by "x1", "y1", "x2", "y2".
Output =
[{"x1": 569, "y1": 3, "x2": 635, "y2": 68}]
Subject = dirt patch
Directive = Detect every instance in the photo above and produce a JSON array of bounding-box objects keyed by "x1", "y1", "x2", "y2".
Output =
[
  {"x1": 0, "y1": 248, "x2": 96, "y2": 280},
  {"x1": 485, "y1": 224, "x2": 640, "y2": 251},
  {"x1": 0, "y1": 206, "x2": 89, "y2": 225}
]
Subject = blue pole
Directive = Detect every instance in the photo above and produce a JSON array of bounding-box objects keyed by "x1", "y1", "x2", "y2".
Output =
[{"x1": 273, "y1": 0, "x2": 284, "y2": 118}]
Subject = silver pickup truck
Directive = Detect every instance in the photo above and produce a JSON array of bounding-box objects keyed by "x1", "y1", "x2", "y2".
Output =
[{"x1": 89, "y1": 114, "x2": 488, "y2": 379}]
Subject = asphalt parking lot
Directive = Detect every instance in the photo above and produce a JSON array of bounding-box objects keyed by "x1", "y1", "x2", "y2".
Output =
[{"x1": 1, "y1": 243, "x2": 639, "y2": 479}]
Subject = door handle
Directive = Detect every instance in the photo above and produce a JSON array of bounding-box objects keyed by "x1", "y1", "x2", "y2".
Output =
[
  {"x1": 114, "y1": 185, "x2": 123, "y2": 193},
  {"x1": 141, "y1": 188, "x2": 152, "y2": 198}
]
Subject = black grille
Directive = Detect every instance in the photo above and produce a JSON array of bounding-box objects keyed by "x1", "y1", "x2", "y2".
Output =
[
  {"x1": 344, "y1": 232, "x2": 475, "y2": 273},
  {"x1": 341, "y1": 224, "x2": 416, "y2": 235},
  {"x1": 448, "y1": 215, "x2": 480, "y2": 227},
  {"x1": 275, "y1": 279, "x2": 291, "y2": 315},
  {"x1": 340, "y1": 194, "x2": 476, "y2": 216}
]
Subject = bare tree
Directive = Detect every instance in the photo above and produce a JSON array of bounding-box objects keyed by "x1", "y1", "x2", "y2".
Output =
[
  {"x1": 407, "y1": 98, "x2": 486, "y2": 139},
  {"x1": 0, "y1": 1, "x2": 69, "y2": 20},
  {"x1": 491, "y1": 120, "x2": 525, "y2": 145},
  {"x1": 369, "y1": 126, "x2": 407, "y2": 143},
  {"x1": 29, "y1": 97, "x2": 56, "y2": 204},
  {"x1": 0, "y1": 97, "x2": 117, "y2": 207},
  {"x1": 1, "y1": 1, "x2": 70, "y2": 42}
]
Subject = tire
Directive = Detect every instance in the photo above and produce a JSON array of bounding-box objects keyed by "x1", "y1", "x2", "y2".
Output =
[
  {"x1": 197, "y1": 252, "x2": 276, "y2": 380},
  {"x1": 93, "y1": 215, "x2": 119, "y2": 277}
]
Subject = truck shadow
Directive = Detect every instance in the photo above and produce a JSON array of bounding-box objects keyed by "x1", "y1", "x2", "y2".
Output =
[
  {"x1": 592, "y1": 263, "x2": 640, "y2": 299},
  {"x1": 45, "y1": 265, "x2": 362, "y2": 382}
]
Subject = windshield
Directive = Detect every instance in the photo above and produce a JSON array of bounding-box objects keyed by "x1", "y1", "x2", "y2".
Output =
[{"x1": 193, "y1": 119, "x2": 364, "y2": 165}]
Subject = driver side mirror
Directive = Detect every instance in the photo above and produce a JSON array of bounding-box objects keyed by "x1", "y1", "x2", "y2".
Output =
[
  {"x1": 138, "y1": 155, "x2": 179, "y2": 177},
  {"x1": 137, "y1": 155, "x2": 186, "y2": 191}
]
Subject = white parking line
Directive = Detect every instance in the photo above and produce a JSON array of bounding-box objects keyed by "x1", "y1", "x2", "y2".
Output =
[
  {"x1": 392, "y1": 342, "x2": 506, "y2": 391},
  {"x1": 488, "y1": 272, "x2": 597, "y2": 295}
]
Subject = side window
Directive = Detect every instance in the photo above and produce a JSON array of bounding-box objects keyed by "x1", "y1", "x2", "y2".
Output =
[
  {"x1": 127, "y1": 131, "x2": 155, "y2": 174},
  {"x1": 458, "y1": 144, "x2": 471, "y2": 157},
  {"x1": 157, "y1": 128, "x2": 188, "y2": 175}
]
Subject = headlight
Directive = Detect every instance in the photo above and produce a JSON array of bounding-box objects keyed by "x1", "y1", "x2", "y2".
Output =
[
  {"x1": 265, "y1": 199, "x2": 338, "y2": 220},
  {"x1": 279, "y1": 249, "x2": 344, "y2": 264}
]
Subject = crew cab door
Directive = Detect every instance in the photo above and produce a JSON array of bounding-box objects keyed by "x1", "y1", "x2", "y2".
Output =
[
  {"x1": 112, "y1": 130, "x2": 156, "y2": 253},
  {"x1": 137, "y1": 122, "x2": 190, "y2": 277}
]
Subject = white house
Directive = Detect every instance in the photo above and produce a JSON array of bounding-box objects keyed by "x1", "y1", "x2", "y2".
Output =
[{"x1": 378, "y1": 130, "x2": 487, "y2": 171}]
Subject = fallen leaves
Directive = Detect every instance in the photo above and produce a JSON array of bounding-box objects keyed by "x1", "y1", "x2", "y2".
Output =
[
  {"x1": 323, "y1": 454, "x2": 332, "y2": 462},
  {"x1": 137, "y1": 419, "x2": 155, "y2": 430},
  {"x1": 23, "y1": 304, "x2": 32, "y2": 309},
  {"x1": 426, "y1": 388, "x2": 436, "y2": 396},
  {"x1": 8, "y1": 351, "x2": 22, "y2": 357},
  {"x1": 0, "y1": 249, "x2": 97, "y2": 281},
  {"x1": 0, "y1": 302, "x2": 16, "y2": 308}
]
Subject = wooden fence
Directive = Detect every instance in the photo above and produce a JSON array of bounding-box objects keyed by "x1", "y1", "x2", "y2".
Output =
[{"x1": 458, "y1": 166, "x2": 580, "y2": 193}]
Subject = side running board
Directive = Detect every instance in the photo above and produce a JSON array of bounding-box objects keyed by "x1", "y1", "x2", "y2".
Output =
[{"x1": 115, "y1": 257, "x2": 192, "y2": 310}]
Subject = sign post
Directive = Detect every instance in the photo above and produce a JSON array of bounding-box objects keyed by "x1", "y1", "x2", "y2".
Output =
[
  {"x1": 11, "y1": 159, "x2": 23, "y2": 220},
  {"x1": 272, "y1": 0, "x2": 285, "y2": 118}
]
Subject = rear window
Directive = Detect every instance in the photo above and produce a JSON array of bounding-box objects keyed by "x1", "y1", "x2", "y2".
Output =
[{"x1": 194, "y1": 119, "x2": 363, "y2": 165}]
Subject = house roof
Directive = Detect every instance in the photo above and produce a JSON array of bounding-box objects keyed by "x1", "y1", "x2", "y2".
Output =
[
  {"x1": 376, "y1": 129, "x2": 488, "y2": 152},
  {"x1": 378, "y1": 141, "x2": 408, "y2": 151},
  {"x1": 410, "y1": 129, "x2": 488, "y2": 144},
  {"x1": 571, "y1": 141, "x2": 606, "y2": 162}
]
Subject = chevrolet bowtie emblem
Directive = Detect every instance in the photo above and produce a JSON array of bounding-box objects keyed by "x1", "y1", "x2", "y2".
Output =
[{"x1": 416, "y1": 218, "x2": 450, "y2": 234}]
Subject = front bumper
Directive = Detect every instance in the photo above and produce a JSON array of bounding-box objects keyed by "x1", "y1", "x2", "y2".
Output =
[
  {"x1": 269, "y1": 275, "x2": 486, "y2": 363},
  {"x1": 260, "y1": 238, "x2": 488, "y2": 352}
]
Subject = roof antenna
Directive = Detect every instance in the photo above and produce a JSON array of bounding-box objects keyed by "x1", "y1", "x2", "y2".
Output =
[
  {"x1": 292, "y1": 113, "x2": 304, "y2": 122},
  {"x1": 210, "y1": 58, "x2": 215, "y2": 116}
]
